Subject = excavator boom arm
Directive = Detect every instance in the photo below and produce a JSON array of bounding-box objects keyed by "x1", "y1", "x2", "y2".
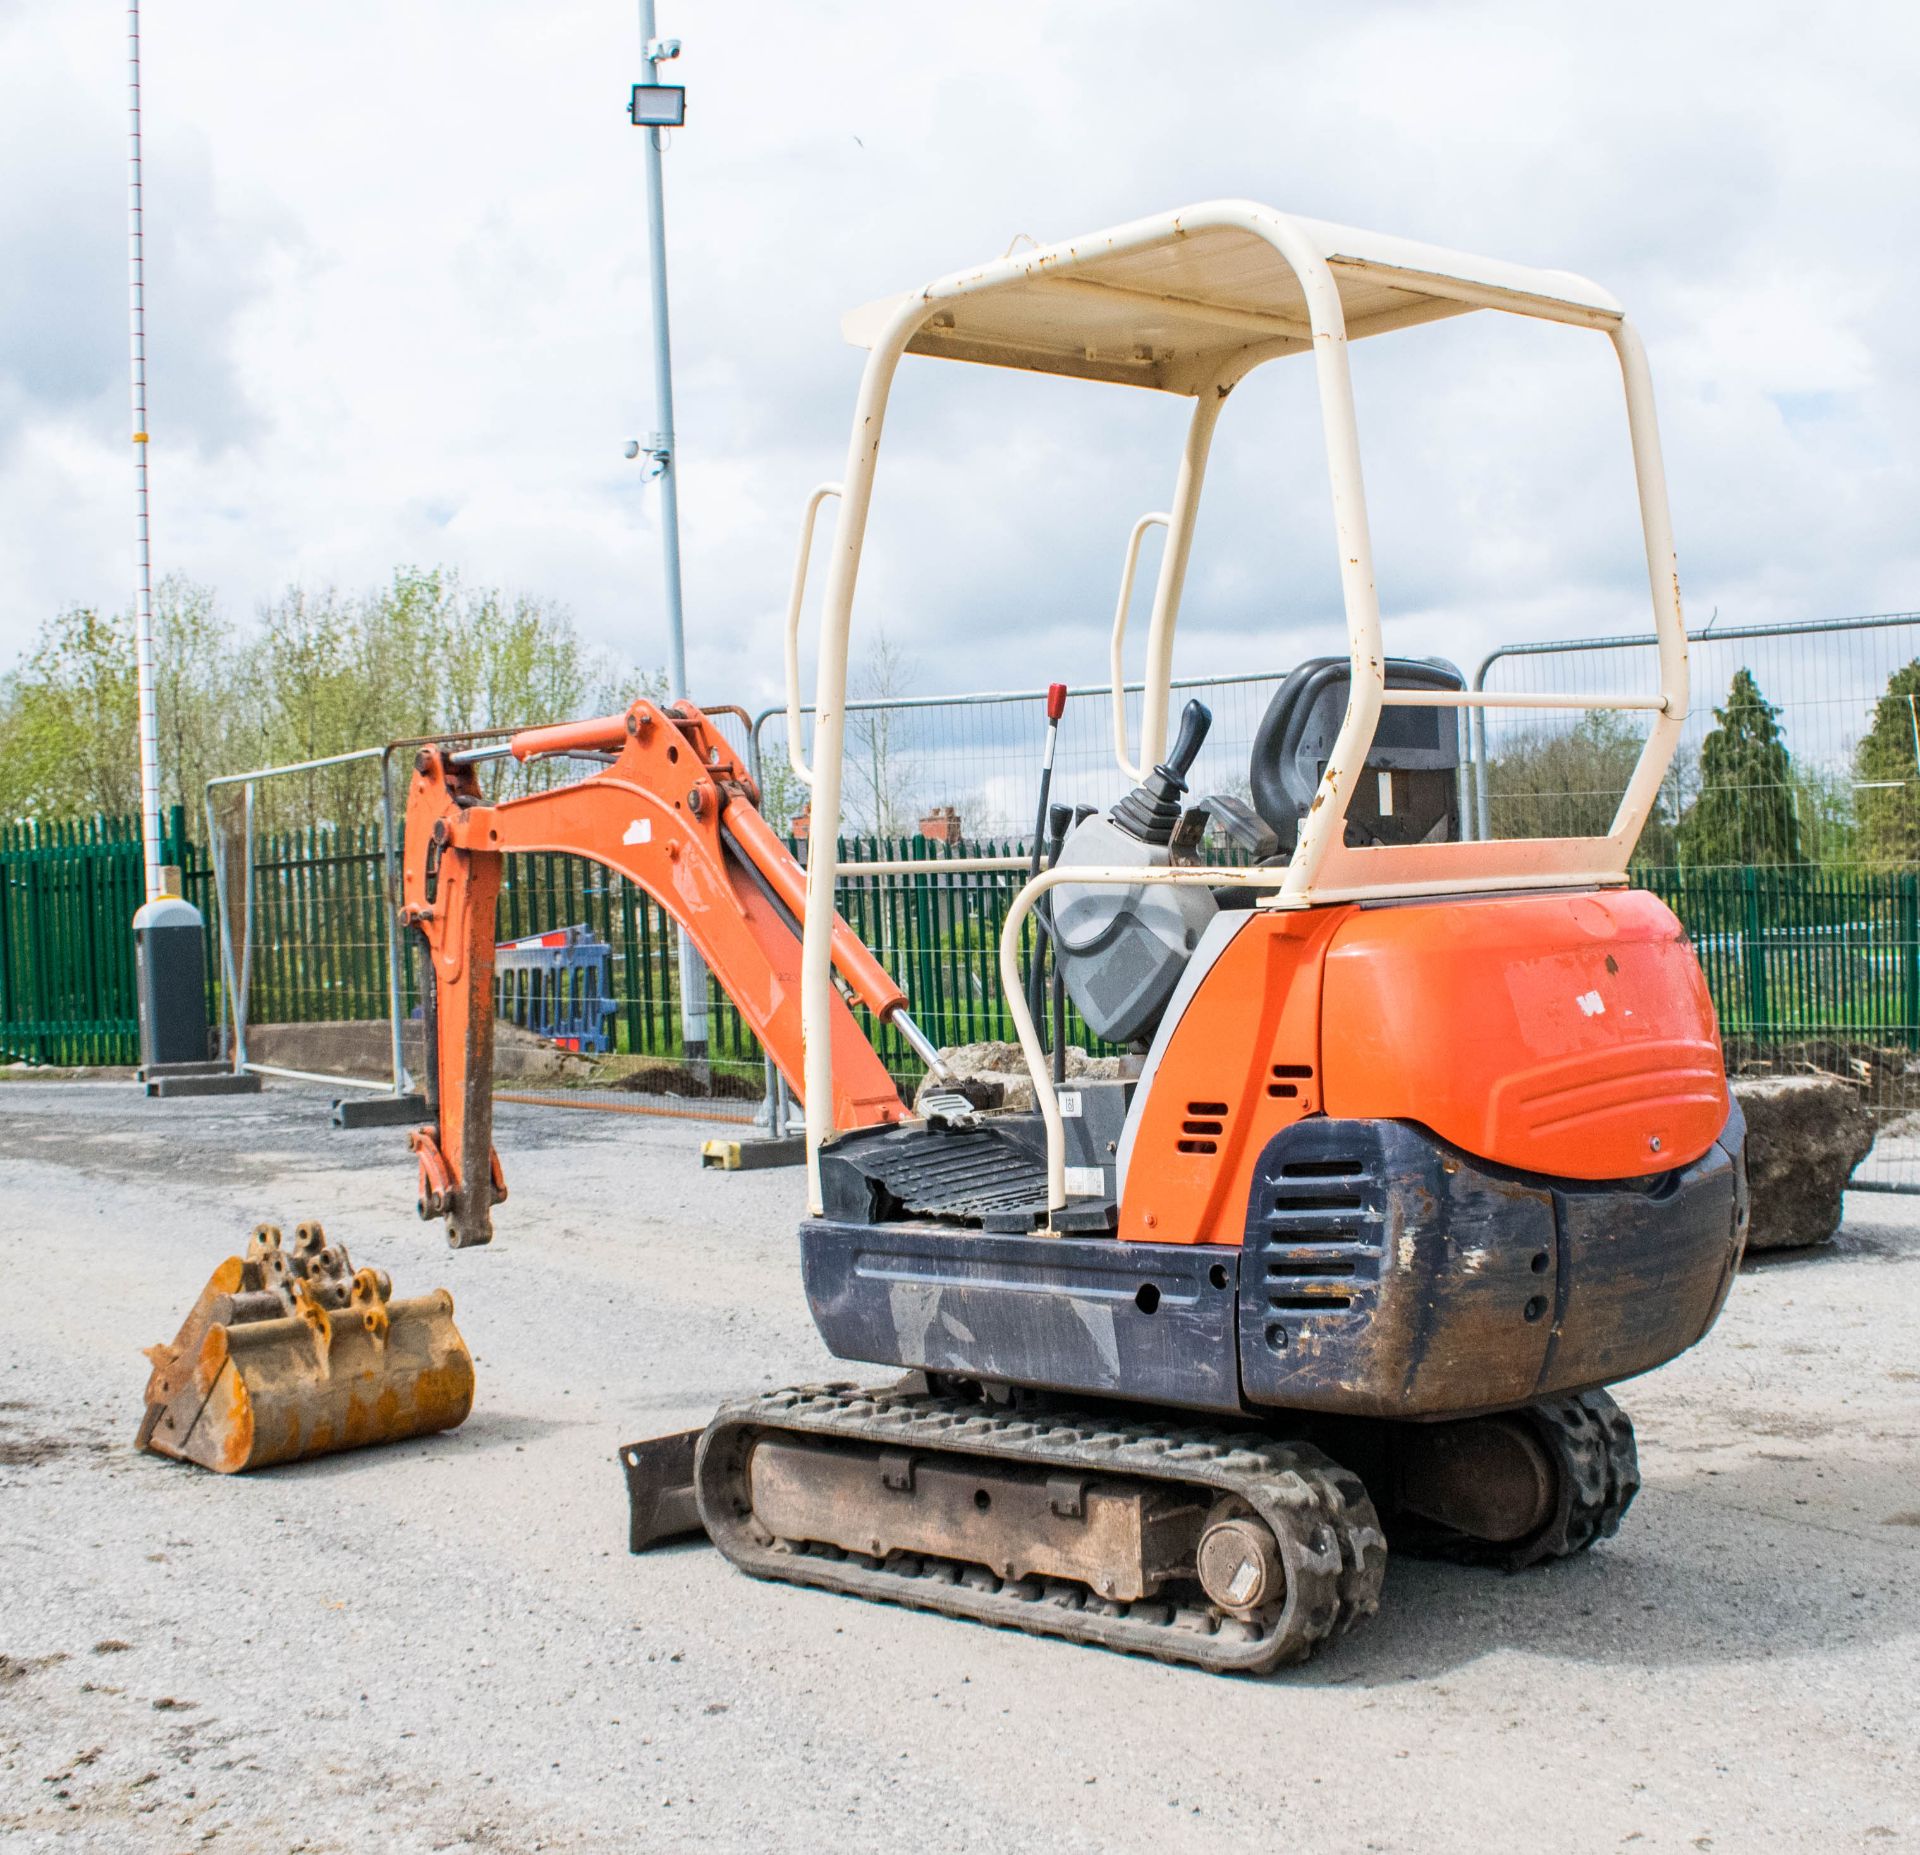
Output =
[{"x1": 401, "y1": 698, "x2": 913, "y2": 1246}]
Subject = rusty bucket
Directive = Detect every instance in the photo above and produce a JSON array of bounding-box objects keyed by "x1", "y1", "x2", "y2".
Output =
[{"x1": 138, "y1": 1221, "x2": 474, "y2": 1473}]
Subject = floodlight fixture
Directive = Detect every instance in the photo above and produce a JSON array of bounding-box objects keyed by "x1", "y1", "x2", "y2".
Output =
[{"x1": 630, "y1": 83, "x2": 686, "y2": 128}]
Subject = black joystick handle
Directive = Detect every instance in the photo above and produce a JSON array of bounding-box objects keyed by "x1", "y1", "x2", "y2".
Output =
[
  {"x1": 1111, "y1": 699, "x2": 1213, "y2": 846},
  {"x1": 1165, "y1": 698, "x2": 1212, "y2": 783}
]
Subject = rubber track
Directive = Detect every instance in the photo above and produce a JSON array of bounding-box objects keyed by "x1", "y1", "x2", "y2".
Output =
[
  {"x1": 695, "y1": 1383, "x2": 1387, "y2": 1675},
  {"x1": 1406, "y1": 1389, "x2": 1642, "y2": 1572}
]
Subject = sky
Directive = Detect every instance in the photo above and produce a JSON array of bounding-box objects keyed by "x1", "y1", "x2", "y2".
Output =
[{"x1": 2, "y1": 0, "x2": 1917, "y2": 719}]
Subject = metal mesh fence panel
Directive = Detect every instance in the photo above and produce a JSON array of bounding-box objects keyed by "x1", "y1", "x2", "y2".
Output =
[
  {"x1": 1479, "y1": 612, "x2": 1920, "y2": 1185},
  {"x1": 1475, "y1": 612, "x2": 1920, "y2": 864},
  {"x1": 750, "y1": 669, "x2": 1384, "y2": 841},
  {"x1": 207, "y1": 753, "x2": 405, "y2": 1093},
  {"x1": 478, "y1": 837, "x2": 1083, "y2": 1117}
]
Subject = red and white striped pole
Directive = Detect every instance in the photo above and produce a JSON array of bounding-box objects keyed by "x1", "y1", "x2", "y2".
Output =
[{"x1": 127, "y1": 0, "x2": 163, "y2": 901}]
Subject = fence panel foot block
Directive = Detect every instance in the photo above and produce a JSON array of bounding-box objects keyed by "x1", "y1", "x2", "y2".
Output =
[
  {"x1": 331, "y1": 1093, "x2": 429, "y2": 1130},
  {"x1": 144, "y1": 1068, "x2": 263, "y2": 1099},
  {"x1": 701, "y1": 1135, "x2": 806, "y2": 1172}
]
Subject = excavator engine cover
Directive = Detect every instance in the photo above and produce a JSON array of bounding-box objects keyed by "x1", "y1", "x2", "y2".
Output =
[{"x1": 138, "y1": 1221, "x2": 474, "y2": 1473}]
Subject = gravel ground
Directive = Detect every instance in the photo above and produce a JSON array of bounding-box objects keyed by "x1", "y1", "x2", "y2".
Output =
[{"x1": 0, "y1": 1080, "x2": 1916, "y2": 1854}]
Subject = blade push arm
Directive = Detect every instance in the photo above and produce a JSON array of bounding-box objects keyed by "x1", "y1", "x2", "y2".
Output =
[{"x1": 402, "y1": 698, "x2": 917, "y2": 1246}]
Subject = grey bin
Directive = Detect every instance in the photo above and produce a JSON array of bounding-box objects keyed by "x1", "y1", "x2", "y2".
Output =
[{"x1": 133, "y1": 894, "x2": 213, "y2": 1069}]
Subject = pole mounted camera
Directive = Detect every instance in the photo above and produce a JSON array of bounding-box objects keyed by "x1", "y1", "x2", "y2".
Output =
[{"x1": 630, "y1": 34, "x2": 683, "y2": 126}]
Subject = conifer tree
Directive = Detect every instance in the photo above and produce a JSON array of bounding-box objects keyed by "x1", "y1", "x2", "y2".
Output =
[
  {"x1": 1678, "y1": 667, "x2": 1801, "y2": 866},
  {"x1": 1852, "y1": 659, "x2": 1920, "y2": 868}
]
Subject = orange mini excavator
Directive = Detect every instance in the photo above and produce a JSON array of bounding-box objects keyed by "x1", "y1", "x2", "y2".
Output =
[{"x1": 398, "y1": 202, "x2": 1748, "y2": 1674}]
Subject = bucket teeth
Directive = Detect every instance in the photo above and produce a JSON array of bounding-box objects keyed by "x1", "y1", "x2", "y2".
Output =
[{"x1": 139, "y1": 1220, "x2": 474, "y2": 1474}]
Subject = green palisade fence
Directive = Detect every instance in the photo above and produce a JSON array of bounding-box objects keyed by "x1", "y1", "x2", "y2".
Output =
[
  {"x1": 6, "y1": 810, "x2": 1920, "y2": 1074},
  {"x1": 0, "y1": 807, "x2": 202, "y2": 1066},
  {"x1": 1640, "y1": 865, "x2": 1920, "y2": 1051}
]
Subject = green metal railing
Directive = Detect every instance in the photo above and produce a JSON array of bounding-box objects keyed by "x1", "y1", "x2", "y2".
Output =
[
  {"x1": 0, "y1": 808, "x2": 199, "y2": 1066},
  {"x1": 1642, "y1": 866, "x2": 1920, "y2": 1048},
  {"x1": 7, "y1": 809, "x2": 1920, "y2": 1074}
]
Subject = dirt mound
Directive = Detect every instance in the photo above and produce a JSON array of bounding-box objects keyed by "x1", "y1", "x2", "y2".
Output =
[{"x1": 607, "y1": 1059, "x2": 763, "y2": 1101}]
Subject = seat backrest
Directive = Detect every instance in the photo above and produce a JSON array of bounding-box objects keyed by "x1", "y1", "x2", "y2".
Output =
[{"x1": 1250, "y1": 657, "x2": 1465, "y2": 853}]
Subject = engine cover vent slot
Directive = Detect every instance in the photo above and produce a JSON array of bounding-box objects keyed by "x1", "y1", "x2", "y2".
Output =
[
  {"x1": 1248, "y1": 1135, "x2": 1385, "y2": 1330},
  {"x1": 1178, "y1": 1100, "x2": 1229, "y2": 1155}
]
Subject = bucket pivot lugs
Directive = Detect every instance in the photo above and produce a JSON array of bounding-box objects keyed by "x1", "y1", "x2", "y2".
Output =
[{"x1": 138, "y1": 1220, "x2": 475, "y2": 1473}]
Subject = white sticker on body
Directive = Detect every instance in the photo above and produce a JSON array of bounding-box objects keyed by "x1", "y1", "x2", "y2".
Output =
[
  {"x1": 1576, "y1": 989, "x2": 1605, "y2": 1017},
  {"x1": 1057, "y1": 1089, "x2": 1083, "y2": 1118},
  {"x1": 1064, "y1": 1165, "x2": 1105, "y2": 1198},
  {"x1": 623, "y1": 818, "x2": 652, "y2": 846}
]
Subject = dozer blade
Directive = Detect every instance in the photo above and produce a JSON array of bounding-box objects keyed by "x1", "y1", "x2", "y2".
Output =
[
  {"x1": 618, "y1": 1429, "x2": 706, "y2": 1550},
  {"x1": 139, "y1": 1221, "x2": 474, "y2": 1473}
]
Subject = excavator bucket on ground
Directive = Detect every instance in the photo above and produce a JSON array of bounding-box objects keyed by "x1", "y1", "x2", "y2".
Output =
[{"x1": 138, "y1": 1221, "x2": 474, "y2": 1473}]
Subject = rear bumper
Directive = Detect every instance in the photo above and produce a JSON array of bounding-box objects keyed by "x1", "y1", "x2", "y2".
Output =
[
  {"x1": 800, "y1": 1106, "x2": 1746, "y2": 1423},
  {"x1": 1238, "y1": 1107, "x2": 1746, "y2": 1419}
]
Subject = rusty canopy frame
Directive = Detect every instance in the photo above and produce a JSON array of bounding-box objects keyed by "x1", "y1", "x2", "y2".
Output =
[{"x1": 791, "y1": 199, "x2": 1693, "y2": 1216}]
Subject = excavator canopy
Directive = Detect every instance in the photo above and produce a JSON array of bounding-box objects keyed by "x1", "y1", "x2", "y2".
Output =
[
  {"x1": 841, "y1": 205, "x2": 1624, "y2": 394},
  {"x1": 798, "y1": 199, "x2": 1689, "y2": 1212}
]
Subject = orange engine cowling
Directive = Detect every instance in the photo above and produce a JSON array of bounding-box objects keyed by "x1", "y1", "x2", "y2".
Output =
[
  {"x1": 1319, "y1": 889, "x2": 1727, "y2": 1183},
  {"x1": 1118, "y1": 889, "x2": 1728, "y2": 1246}
]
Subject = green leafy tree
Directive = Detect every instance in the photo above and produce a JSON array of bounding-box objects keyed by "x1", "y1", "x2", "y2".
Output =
[
  {"x1": 1790, "y1": 761, "x2": 1856, "y2": 868},
  {"x1": 0, "y1": 577, "x2": 242, "y2": 823},
  {"x1": 1852, "y1": 659, "x2": 1920, "y2": 868},
  {"x1": 753, "y1": 751, "x2": 807, "y2": 835},
  {"x1": 1677, "y1": 667, "x2": 1802, "y2": 867},
  {"x1": 1486, "y1": 709, "x2": 1679, "y2": 863},
  {"x1": 0, "y1": 567, "x2": 657, "y2": 834}
]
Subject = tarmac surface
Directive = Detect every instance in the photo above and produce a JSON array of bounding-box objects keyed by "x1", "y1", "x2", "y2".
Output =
[{"x1": 1, "y1": 1079, "x2": 1916, "y2": 1854}]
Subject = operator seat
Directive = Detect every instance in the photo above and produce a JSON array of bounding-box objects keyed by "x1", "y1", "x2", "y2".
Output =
[{"x1": 1249, "y1": 656, "x2": 1466, "y2": 854}]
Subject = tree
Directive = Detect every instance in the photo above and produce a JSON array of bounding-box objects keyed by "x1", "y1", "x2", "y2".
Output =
[
  {"x1": 1790, "y1": 761, "x2": 1856, "y2": 868},
  {"x1": 0, "y1": 567, "x2": 657, "y2": 835},
  {"x1": 845, "y1": 627, "x2": 922, "y2": 836},
  {"x1": 1677, "y1": 667, "x2": 1802, "y2": 867},
  {"x1": 753, "y1": 750, "x2": 807, "y2": 836},
  {"x1": 1485, "y1": 709, "x2": 1679, "y2": 863},
  {"x1": 1852, "y1": 659, "x2": 1920, "y2": 868},
  {"x1": 0, "y1": 577, "x2": 242, "y2": 824}
]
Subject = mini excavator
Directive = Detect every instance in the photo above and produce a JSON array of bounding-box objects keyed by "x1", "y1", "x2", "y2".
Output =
[{"x1": 362, "y1": 205, "x2": 1752, "y2": 1673}]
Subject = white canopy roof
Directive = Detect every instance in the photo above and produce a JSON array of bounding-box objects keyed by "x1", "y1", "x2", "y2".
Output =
[{"x1": 843, "y1": 203, "x2": 1624, "y2": 395}]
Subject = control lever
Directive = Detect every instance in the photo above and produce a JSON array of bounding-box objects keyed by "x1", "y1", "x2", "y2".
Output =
[
  {"x1": 1024, "y1": 684, "x2": 1069, "y2": 1053},
  {"x1": 1111, "y1": 699, "x2": 1213, "y2": 846},
  {"x1": 1165, "y1": 697, "x2": 1212, "y2": 781},
  {"x1": 1044, "y1": 801, "x2": 1074, "y2": 1083}
]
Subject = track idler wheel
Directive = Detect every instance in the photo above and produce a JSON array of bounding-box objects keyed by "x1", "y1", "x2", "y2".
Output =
[
  {"x1": 138, "y1": 1221, "x2": 475, "y2": 1473},
  {"x1": 1394, "y1": 1389, "x2": 1641, "y2": 1571}
]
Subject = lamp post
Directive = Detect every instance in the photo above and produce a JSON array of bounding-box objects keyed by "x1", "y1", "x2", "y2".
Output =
[{"x1": 628, "y1": 1, "x2": 709, "y2": 1073}]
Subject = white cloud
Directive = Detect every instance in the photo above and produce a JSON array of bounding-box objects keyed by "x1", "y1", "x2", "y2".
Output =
[{"x1": 2, "y1": 0, "x2": 1916, "y2": 739}]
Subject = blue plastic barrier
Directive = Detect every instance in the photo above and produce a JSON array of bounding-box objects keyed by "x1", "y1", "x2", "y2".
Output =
[{"x1": 494, "y1": 925, "x2": 618, "y2": 1054}]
